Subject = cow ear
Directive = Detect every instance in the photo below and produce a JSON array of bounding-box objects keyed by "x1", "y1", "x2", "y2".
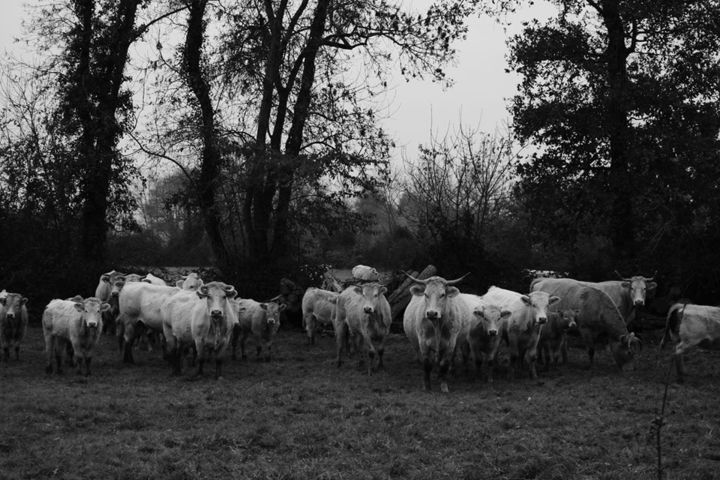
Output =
[
  {"x1": 278, "y1": 303, "x2": 287, "y2": 311},
  {"x1": 21, "y1": 297, "x2": 28, "y2": 305},
  {"x1": 73, "y1": 302, "x2": 84, "y2": 312},
  {"x1": 101, "y1": 275, "x2": 110, "y2": 282},
  {"x1": 196, "y1": 286, "x2": 209, "y2": 299},
  {"x1": 647, "y1": 282, "x2": 657, "y2": 292},
  {"x1": 520, "y1": 295, "x2": 532, "y2": 306},
  {"x1": 549, "y1": 296, "x2": 560, "y2": 305},
  {"x1": 176, "y1": 280, "x2": 184, "y2": 288},
  {"x1": 101, "y1": 302, "x2": 111, "y2": 312},
  {"x1": 142, "y1": 278, "x2": 152, "y2": 284},
  {"x1": 260, "y1": 303, "x2": 268, "y2": 310},
  {"x1": 410, "y1": 285, "x2": 424, "y2": 296},
  {"x1": 473, "y1": 308, "x2": 485, "y2": 319},
  {"x1": 447, "y1": 287, "x2": 460, "y2": 298},
  {"x1": 500, "y1": 310, "x2": 513, "y2": 319},
  {"x1": 352, "y1": 286, "x2": 362, "y2": 295},
  {"x1": 621, "y1": 281, "x2": 631, "y2": 288},
  {"x1": 226, "y1": 288, "x2": 238, "y2": 299},
  {"x1": 380, "y1": 286, "x2": 387, "y2": 295}
]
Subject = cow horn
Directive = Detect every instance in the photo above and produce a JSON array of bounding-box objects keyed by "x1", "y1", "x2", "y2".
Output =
[
  {"x1": 646, "y1": 271, "x2": 657, "y2": 282},
  {"x1": 446, "y1": 272, "x2": 471, "y2": 286},
  {"x1": 614, "y1": 270, "x2": 626, "y2": 280},
  {"x1": 403, "y1": 271, "x2": 429, "y2": 285}
]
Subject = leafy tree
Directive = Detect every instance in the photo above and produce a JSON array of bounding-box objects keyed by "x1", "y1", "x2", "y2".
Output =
[{"x1": 509, "y1": 0, "x2": 720, "y2": 297}]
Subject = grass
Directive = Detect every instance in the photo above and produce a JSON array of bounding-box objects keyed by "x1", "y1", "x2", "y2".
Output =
[{"x1": 1, "y1": 326, "x2": 719, "y2": 479}]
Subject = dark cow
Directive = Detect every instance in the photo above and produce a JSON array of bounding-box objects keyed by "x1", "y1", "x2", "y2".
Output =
[
  {"x1": 538, "y1": 309, "x2": 578, "y2": 369},
  {"x1": 531, "y1": 278, "x2": 641, "y2": 369},
  {"x1": 0, "y1": 292, "x2": 28, "y2": 361}
]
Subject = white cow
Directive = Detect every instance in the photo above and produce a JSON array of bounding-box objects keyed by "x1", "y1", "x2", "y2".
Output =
[
  {"x1": 403, "y1": 273, "x2": 470, "y2": 392},
  {"x1": 162, "y1": 281, "x2": 238, "y2": 378},
  {"x1": 231, "y1": 299, "x2": 284, "y2": 361},
  {"x1": 175, "y1": 272, "x2": 204, "y2": 291},
  {"x1": 352, "y1": 265, "x2": 380, "y2": 282},
  {"x1": 457, "y1": 293, "x2": 511, "y2": 382},
  {"x1": 334, "y1": 283, "x2": 391, "y2": 374},
  {"x1": 118, "y1": 282, "x2": 182, "y2": 364},
  {"x1": 143, "y1": 273, "x2": 167, "y2": 286},
  {"x1": 42, "y1": 297, "x2": 109, "y2": 375},
  {"x1": 481, "y1": 286, "x2": 559, "y2": 379},
  {"x1": 301, "y1": 287, "x2": 338, "y2": 345},
  {"x1": 662, "y1": 303, "x2": 720, "y2": 383}
]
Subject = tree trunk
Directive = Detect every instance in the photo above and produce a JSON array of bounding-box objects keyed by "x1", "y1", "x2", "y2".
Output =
[
  {"x1": 183, "y1": 0, "x2": 231, "y2": 268},
  {"x1": 599, "y1": 0, "x2": 633, "y2": 262},
  {"x1": 272, "y1": 0, "x2": 331, "y2": 257}
]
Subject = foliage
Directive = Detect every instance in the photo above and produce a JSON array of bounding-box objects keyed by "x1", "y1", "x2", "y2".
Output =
[{"x1": 509, "y1": 0, "x2": 720, "y2": 301}]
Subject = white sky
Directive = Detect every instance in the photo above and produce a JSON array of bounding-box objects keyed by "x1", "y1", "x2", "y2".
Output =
[{"x1": 0, "y1": 0, "x2": 557, "y2": 163}]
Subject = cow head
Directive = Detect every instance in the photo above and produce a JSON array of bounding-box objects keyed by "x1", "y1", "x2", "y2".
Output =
[
  {"x1": 110, "y1": 275, "x2": 127, "y2": 298},
  {"x1": 612, "y1": 332, "x2": 642, "y2": 369},
  {"x1": 474, "y1": 305, "x2": 511, "y2": 336},
  {"x1": 179, "y1": 273, "x2": 203, "y2": 291},
  {"x1": 197, "y1": 282, "x2": 238, "y2": 320},
  {"x1": 616, "y1": 271, "x2": 657, "y2": 307},
  {"x1": 520, "y1": 291, "x2": 560, "y2": 325},
  {"x1": 2, "y1": 293, "x2": 27, "y2": 324},
  {"x1": 406, "y1": 273, "x2": 469, "y2": 322},
  {"x1": 558, "y1": 309, "x2": 579, "y2": 330},
  {"x1": 352, "y1": 284, "x2": 388, "y2": 315},
  {"x1": 74, "y1": 297, "x2": 110, "y2": 332},
  {"x1": 261, "y1": 302, "x2": 285, "y2": 332}
]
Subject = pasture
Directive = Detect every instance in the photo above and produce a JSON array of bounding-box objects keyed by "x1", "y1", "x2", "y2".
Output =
[{"x1": 1, "y1": 325, "x2": 719, "y2": 480}]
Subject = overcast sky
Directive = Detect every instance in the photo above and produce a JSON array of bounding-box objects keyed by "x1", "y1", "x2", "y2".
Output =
[{"x1": 0, "y1": 0, "x2": 557, "y2": 163}]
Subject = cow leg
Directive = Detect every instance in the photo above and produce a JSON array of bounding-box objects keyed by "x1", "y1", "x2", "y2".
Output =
[
  {"x1": 15, "y1": 345, "x2": 20, "y2": 361},
  {"x1": 674, "y1": 343, "x2": 689, "y2": 383},
  {"x1": 54, "y1": 341, "x2": 63, "y2": 375},
  {"x1": 122, "y1": 320, "x2": 136, "y2": 364},
  {"x1": 241, "y1": 332, "x2": 248, "y2": 361},
  {"x1": 438, "y1": 357, "x2": 451, "y2": 394},
  {"x1": 215, "y1": 358, "x2": 223, "y2": 380},
  {"x1": 423, "y1": 357, "x2": 433, "y2": 391},
  {"x1": 170, "y1": 347, "x2": 183, "y2": 376},
  {"x1": 230, "y1": 326, "x2": 239, "y2": 360},
  {"x1": 586, "y1": 347, "x2": 595, "y2": 370},
  {"x1": 84, "y1": 357, "x2": 92, "y2": 376},
  {"x1": 196, "y1": 358, "x2": 205, "y2": 376},
  {"x1": 335, "y1": 322, "x2": 347, "y2": 367},
  {"x1": 560, "y1": 336, "x2": 569, "y2": 365}
]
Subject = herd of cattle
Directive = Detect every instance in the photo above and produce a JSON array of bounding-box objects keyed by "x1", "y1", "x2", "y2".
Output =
[{"x1": 0, "y1": 265, "x2": 718, "y2": 390}]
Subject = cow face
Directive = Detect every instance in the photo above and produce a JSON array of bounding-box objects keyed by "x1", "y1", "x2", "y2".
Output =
[
  {"x1": 353, "y1": 284, "x2": 388, "y2": 315},
  {"x1": 110, "y1": 275, "x2": 127, "y2": 298},
  {"x1": 559, "y1": 309, "x2": 579, "y2": 330},
  {"x1": 197, "y1": 282, "x2": 238, "y2": 320},
  {"x1": 180, "y1": 273, "x2": 203, "y2": 291},
  {"x1": 74, "y1": 298, "x2": 110, "y2": 330},
  {"x1": 2, "y1": 293, "x2": 27, "y2": 322},
  {"x1": 520, "y1": 291, "x2": 559, "y2": 325},
  {"x1": 623, "y1": 276, "x2": 657, "y2": 307},
  {"x1": 474, "y1": 305, "x2": 511, "y2": 336},
  {"x1": 261, "y1": 302, "x2": 285, "y2": 333},
  {"x1": 410, "y1": 278, "x2": 459, "y2": 321},
  {"x1": 612, "y1": 332, "x2": 642, "y2": 369}
]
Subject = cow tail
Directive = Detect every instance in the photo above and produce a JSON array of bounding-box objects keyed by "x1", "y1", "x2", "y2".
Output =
[{"x1": 660, "y1": 303, "x2": 685, "y2": 350}]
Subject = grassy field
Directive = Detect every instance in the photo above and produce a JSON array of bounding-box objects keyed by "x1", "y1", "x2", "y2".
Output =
[{"x1": 1, "y1": 325, "x2": 719, "y2": 480}]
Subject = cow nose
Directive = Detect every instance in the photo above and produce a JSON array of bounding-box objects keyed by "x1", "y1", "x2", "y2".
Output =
[
  {"x1": 363, "y1": 306, "x2": 373, "y2": 314},
  {"x1": 426, "y1": 310, "x2": 439, "y2": 320},
  {"x1": 6, "y1": 313, "x2": 14, "y2": 319},
  {"x1": 488, "y1": 329, "x2": 497, "y2": 336},
  {"x1": 211, "y1": 309, "x2": 222, "y2": 318},
  {"x1": 111, "y1": 291, "x2": 119, "y2": 297},
  {"x1": 634, "y1": 299, "x2": 644, "y2": 306},
  {"x1": 538, "y1": 316, "x2": 547, "y2": 325}
]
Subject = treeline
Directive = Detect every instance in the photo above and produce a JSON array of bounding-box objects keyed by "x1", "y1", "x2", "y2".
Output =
[{"x1": 1, "y1": 1, "x2": 720, "y2": 312}]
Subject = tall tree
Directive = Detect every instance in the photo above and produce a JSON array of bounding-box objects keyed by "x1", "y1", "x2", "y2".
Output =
[
  {"x1": 57, "y1": 0, "x2": 145, "y2": 265},
  {"x1": 509, "y1": 0, "x2": 720, "y2": 278}
]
